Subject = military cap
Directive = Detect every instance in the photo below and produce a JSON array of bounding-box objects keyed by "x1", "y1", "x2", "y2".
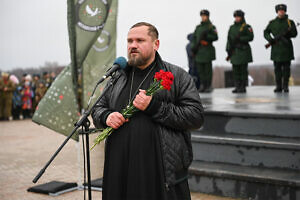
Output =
[
  {"x1": 200, "y1": 9, "x2": 210, "y2": 16},
  {"x1": 275, "y1": 4, "x2": 287, "y2": 12},
  {"x1": 234, "y1": 10, "x2": 245, "y2": 18}
]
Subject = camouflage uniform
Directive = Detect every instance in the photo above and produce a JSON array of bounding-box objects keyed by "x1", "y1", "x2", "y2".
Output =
[
  {"x1": 34, "y1": 82, "x2": 47, "y2": 109},
  {"x1": 0, "y1": 75, "x2": 16, "y2": 119}
]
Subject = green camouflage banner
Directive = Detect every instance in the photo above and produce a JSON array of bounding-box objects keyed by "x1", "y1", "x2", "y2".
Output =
[
  {"x1": 32, "y1": 66, "x2": 81, "y2": 140},
  {"x1": 81, "y1": 0, "x2": 118, "y2": 108},
  {"x1": 32, "y1": 0, "x2": 118, "y2": 140}
]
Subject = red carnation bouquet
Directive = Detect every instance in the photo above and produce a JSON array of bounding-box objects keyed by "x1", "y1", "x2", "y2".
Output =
[{"x1": 91, "y1": 70, "x2": 174, "y2": 149}]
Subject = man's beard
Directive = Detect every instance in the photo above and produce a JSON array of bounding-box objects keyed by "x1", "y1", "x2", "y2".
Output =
[{"x1": 127, "y1": 50, "x2": 150, "y2": 67}]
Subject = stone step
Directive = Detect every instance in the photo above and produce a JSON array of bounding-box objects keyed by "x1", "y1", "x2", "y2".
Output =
[
  {"x1": 202, "y1": 111, "x2": 300, "y2": 138},
  {"x1": 188, "y1": 161, "x2": 300, "y2": 200},
  {"x1": 191, "y1": 133, "x2": 300, "y2": 170}
]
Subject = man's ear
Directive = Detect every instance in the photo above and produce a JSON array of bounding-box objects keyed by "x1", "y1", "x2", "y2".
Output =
[{"x1": 154, "y1": 39, "x2": 160, "y2": 51}]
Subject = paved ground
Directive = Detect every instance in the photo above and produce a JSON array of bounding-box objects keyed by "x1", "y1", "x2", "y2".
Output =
[{"x1": 0, "y1": 119, "x2": 239, "y2": 200}]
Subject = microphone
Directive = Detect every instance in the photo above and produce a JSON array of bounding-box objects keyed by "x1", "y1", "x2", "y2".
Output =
[
  {"x1": 87, "y1": 57, "x2": 127, "y2": 107},
  {"x1": 96, "y1": 57, "x2": 127, "y2": 85}
]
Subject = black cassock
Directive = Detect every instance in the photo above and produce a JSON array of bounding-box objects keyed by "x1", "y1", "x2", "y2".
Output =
[{"x1": 102, "y1": 62, "x2": 190, "y2": 200}]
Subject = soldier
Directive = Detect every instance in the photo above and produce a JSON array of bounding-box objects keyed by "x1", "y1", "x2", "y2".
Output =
[
  {"x1": 32, "y1": 74, "x2": 40, "y2": 92},
  {"x1": 264, "y1": 4, "x2": 298, "y2": 93},
  {"x1": 186, "y1": 33, "x2": 200, "y2": 89},
  {"x1": 32, "y1": 74, "x2": 40, "y2": 110},
  {"x1": 42, "y1": 72, "x2": 52, "y2": 89},
  {"x1": 0, "y1": 72, "x2": 16, "y2": 120},
  {"x1": 34, "y1": 81, "x2": 47, "y2": 110},
  {"x1": 226, "y1": 10, "x2": 254, "y2": 93},
  {"x1": 191, "y1": 9, "x2": 218, "y2": 93}
]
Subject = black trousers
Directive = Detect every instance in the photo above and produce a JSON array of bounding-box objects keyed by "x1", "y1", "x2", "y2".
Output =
[
  {"x1": 232, "y1": 64, "x2": 248, "y2": 82},
  {"x1": 274, "y1": 61, "x2": 291, "y2": 82},
  {"x1": 195, "y1": 62, "x2": 212, "y2": 83}
]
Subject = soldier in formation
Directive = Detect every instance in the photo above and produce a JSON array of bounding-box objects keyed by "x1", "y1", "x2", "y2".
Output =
[
  {"x1": 191, "y1": 9, "x2": 218, "y2": 93},
  {"x1": 189, "y1": 5, "x2": 297, "y2": 94},
  {"x1": 264, "y1": 4, "x2": 298, "y2": 93},
  {"x1": 226, "y1": 10, "x2": 254, "y2": 93}
]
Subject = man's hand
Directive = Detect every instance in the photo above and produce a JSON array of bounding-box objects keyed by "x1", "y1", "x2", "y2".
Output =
[
  {"x1": 106, "y1": 112, "x2": 128, "y2": 129},
  {"x1": 133, "y1": 89, "x2": 152, "y2": 111}
]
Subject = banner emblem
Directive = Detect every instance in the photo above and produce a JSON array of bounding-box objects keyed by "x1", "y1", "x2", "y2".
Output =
[
  {"x1": 76, "y1": 0, "x2": 108, "y2": 31},
  {"x1": 93, "y1": 30, "x2": 111, "y2": 52}
]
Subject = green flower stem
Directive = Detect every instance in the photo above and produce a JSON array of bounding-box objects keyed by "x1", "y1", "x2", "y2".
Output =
[
  {"x1": 91, "y1": 127, "x2": 113, "y2": 150},
  {"x1": 91, "y1": 80, "x2": 164, "y2": 150}
]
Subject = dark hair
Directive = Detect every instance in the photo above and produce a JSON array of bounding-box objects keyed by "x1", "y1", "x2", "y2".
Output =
[{"x1": 130, "y1": 22, "x2": 159, "y2": 39}]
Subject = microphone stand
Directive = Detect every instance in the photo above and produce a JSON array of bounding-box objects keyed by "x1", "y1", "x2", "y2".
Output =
[{"x1": 32, "y1": 74, "x2": 117, "y2": 200}]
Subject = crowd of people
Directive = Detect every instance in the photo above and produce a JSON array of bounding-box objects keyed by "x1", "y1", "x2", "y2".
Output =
[{"x1": 0, "y1": 71, "x2": 56, "y2": 121}]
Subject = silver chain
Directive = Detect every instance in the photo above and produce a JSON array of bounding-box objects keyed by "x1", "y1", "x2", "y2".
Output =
[{"x1": 128, "y1": 65, "x2": 156, "y2": 106}]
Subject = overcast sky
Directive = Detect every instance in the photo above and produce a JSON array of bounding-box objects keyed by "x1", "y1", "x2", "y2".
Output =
[{"x1": 0, "y1": 0, "x2": 299, "y2": 71}]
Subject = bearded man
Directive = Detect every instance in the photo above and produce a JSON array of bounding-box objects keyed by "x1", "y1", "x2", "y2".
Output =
[{"x1": 92, "y1": 22, "x2": 204, "y2": 200}]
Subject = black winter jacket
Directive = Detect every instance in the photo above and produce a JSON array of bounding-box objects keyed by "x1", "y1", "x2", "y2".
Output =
[{"x1": 92, "y1": 53, "x2": 204, "y2": 190}]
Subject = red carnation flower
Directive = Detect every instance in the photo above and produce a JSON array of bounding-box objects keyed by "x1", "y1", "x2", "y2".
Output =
[
  {"x1": 157, "y1": 70, "x2": 174, "y2": 91},
  {"x1": 92, "y1": 69, "x2": 175, "y2": 149}
]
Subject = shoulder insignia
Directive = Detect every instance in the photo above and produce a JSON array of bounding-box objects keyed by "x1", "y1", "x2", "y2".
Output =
[
  {"x1": 287, "y1": 19, "x2": 291, "y2": 28},
  {"x1": 239, "y1": 23, "x2": 246, "y2": 32}
]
